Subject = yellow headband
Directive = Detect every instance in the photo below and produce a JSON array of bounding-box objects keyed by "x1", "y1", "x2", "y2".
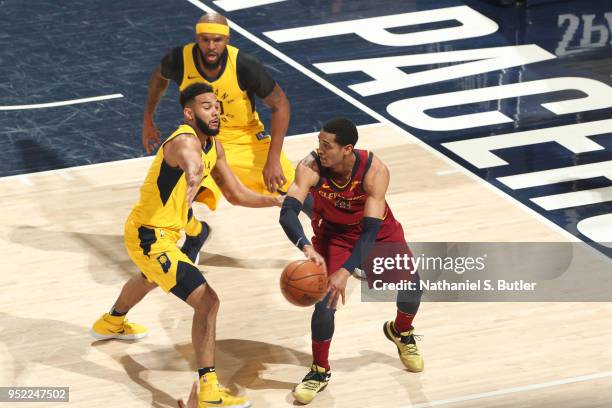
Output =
[{"x1": 195, "y1": 23, "x2": 229, "y2": 36}]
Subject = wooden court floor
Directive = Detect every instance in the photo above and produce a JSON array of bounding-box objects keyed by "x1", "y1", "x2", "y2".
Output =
[{"x1": 1, "y1": 124, "x2": 611, "y2": 408}]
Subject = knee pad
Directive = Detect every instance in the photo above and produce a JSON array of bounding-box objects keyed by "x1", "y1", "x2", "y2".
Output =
[
  {"x1": 312, "y1": 294, "x2": 336, "y2": 341},
  {"x1": 396, "y1": 271, "x2": 423, "y2": 314}
]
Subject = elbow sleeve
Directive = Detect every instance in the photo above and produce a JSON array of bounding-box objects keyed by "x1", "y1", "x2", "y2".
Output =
[{"x1": 279, "y1": 196, "x2": 311, "y2": 250}]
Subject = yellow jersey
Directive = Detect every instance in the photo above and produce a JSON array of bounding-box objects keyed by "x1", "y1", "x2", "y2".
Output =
[
  {"x1": 180, "y1": 44, "x2": 265, "y2": 145},
  {"x1": 130, "y1": 124, "x2": 217, "y2": 231}
]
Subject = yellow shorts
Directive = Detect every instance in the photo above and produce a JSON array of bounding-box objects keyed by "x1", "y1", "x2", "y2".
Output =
[
  {"x1": 124, "y1": 217, "x2": 205, "y2": 300},
  {"x1": 195, "y1": 138, "x2": 296, "y2": 210}
]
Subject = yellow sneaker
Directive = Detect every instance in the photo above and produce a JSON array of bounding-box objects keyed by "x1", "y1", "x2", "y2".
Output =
[
  {"x1": 383, "y1": 321, "x2": 424, "y2": 372},
  {"x1": 90, "y1": 313, "x2": 148, "y2": 341},
  {"x1": 199, "y1": 372, "x2": 251, "y2": 408},
  {"x1": 292, "y1": 364, "x2": 330, "y2": 405}
]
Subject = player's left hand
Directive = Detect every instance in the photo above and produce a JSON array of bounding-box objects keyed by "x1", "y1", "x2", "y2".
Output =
[
  {"x1": 263, "y1": 157, "x2": 287, "y2": 193},
  {"x1": 177, "y1": 381, "x2": 198, "y2": 408},
  {"x1": 326, "y1": 268, "x2": 351, "y2": 309}
]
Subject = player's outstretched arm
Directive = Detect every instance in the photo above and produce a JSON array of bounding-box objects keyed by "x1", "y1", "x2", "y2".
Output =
[
  {"x1": 211, "y1": 141, "x2": 282, "y2": 208},
  {"x1": 142, "y1": 65, "x2": 171, "y2": 153},
  {"x1": 279, "y1": 155, "x2": 325, "y2": 270},
  {"x1": 163, "y1": 134, "x2": 204, "y2": 204},
  {"x1": 262, "y1": 84, "x2": 291, "y2": 192}
]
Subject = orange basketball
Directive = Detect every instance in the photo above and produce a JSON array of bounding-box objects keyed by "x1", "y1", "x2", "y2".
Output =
[{"x1": 280, "y1": 260, "x2": 328, "y2": 307}]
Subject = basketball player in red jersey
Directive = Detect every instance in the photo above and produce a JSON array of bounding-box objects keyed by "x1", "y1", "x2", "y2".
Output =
[{"x1": 279, "y1": 118, "x2": 423, "y2": 404}]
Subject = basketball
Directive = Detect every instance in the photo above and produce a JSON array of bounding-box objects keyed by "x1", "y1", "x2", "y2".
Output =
[{"x1": 280, "y1": 260, "x2": 328, "y2": 307}]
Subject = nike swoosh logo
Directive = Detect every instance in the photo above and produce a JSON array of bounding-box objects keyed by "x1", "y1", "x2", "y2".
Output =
[
  {"x1": 188, "y1": 75, "x2": 200, "y2": 79},
  {"x1": 202, "y1": 399, "x2": 223, "y2": 405}
]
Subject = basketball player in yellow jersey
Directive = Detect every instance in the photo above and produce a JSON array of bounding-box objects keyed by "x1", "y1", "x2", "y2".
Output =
[
  {"x1": 142, "y1": 12, "x2": 311, "y2": 265},
  {"x1": 92, "y1": 83, "x2": 280, "y2": 408}
]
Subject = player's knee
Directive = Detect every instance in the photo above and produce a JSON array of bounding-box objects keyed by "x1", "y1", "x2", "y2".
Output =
[
  {"x1": 135, "y1": 273, "x2": 157, "y2": 292},
  {"x1": 312, "y1": 296, "x2": 336, "y2": 323},
  {"x1": 312, "y1": 297, "x2": 336, "y2": 340},
  {"x1": 187, "y1": 284, "x2": 219, "y2": 316},
  {"x1": 202, "y1": 286, "x2": 220, "y2": 314}
]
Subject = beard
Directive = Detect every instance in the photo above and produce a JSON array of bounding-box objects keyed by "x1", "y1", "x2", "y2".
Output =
[
  {"x1": 203, "y1": 54, "x2": 222, "y2": 70},
  {"x1": 195, "y1": 114, "x2": 219, "y2": 136}
]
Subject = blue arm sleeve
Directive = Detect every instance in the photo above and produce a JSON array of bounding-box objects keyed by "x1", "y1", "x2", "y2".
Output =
[
  {"x1": 341, "y1": 217, "x2": 382, "y2": 273},
  {"x1": 279, "y1": 196, "x2": 311, "y2": 250}
]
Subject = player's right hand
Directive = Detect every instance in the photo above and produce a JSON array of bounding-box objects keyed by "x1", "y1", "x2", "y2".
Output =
[
  {"x1": 142, "y1": 117, "x2": 161, "y2": 154},
  {"x1": 302, "y1": 245, "x2": 327, "y2": 273}
]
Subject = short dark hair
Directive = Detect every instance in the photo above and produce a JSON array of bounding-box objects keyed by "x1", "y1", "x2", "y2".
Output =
[
  {"x1": 180, "y1": 82, "x2": 215, "y2": 108},
  {"x1": 322, "y1": 117, "x2": 358, "y2": 146}
]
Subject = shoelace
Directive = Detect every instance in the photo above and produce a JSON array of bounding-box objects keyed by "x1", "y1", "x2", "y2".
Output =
[
  {"x1": 301, "y1": 380, "x2": 324, "y2": 391},
  {"x1": 300, "y1": 371, "x2": 329, "y2": 391},
  {"x1": 399, "y1": 334, "x2": 423, "y2": 356}
]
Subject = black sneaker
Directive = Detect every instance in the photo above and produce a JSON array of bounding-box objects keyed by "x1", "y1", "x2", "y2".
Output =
[{"x1": 180, "y1": 221, "x2": 211, "y2": 264}]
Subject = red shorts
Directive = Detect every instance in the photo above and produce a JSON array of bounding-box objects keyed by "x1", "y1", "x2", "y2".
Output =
[{"x1": 312, "y1": 217, "x2": 408, "y2": 276}]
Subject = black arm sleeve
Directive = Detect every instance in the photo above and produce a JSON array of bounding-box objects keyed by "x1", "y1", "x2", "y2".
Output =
[
  {"x1": 279, "y1": 196, "x2": 311, "y2": 250},
  {"x1": 159, "y1": 46, "x2": 184, "y2": 84},
  {"x1": 236, "y1": 51, "x2": 276, "y2": 99},
  {"x1": 342, "y1": 217, "x2": 382, "y2": 273}
]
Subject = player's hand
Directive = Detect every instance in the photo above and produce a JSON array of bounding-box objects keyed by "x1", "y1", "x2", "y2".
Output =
[
  {"x1": 326, "y1": 268, "x2": 351, "y2": 309},
  {"x1": 274, "y1": 195, "x2": 285, "y2": 207},
  {"x1": 302, "y1": 245, "x2": 326, "y2": 273},
  {"x1": 177, "y1": 381, "x2": 198, "y2": 408},
  {"x1": 142, "y1": 117, "x2": 161, "y2": 154},
  {"x1": 263, "y1": 157, "x2": 287, "y2": 193}
]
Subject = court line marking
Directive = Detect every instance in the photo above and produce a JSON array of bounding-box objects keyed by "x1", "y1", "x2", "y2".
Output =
[
  {"x1": 0, "y1": 94, "x2": 124, "y2": 111},
  {"x1": 402, "y1": 371, "x2": 612, "y2": 408},
  {"x1": 185, "y1": 0, "x2": 580, "y2": 243}
]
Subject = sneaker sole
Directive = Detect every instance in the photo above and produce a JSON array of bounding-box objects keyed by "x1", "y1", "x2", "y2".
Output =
[
  {"x1": 292, "y1": 383, "x2": 328, "y2": 405},
  {"x1": 89, "y1": 328, "x2": 148, "y2": 341},
  {"x1": 202, "y1": 403, "x2": 251, "y2": 408},
  {"x1": 201, "y1": 402, "x2": 251, "y2": 408}
]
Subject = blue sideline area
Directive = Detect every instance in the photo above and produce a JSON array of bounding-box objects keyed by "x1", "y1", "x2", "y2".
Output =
[{"x1": 0, "y1": 0, "x2": 372, "y2": 176}]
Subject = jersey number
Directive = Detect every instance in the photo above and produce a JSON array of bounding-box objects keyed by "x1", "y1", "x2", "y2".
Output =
[{"x1": 335, "y1": 198, "x2": 351, "y2": 209}]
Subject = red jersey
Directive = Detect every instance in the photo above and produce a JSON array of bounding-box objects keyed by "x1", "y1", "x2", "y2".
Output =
[{"x1": 310, "y1": 149, "x2": 403, "y2": 243}]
